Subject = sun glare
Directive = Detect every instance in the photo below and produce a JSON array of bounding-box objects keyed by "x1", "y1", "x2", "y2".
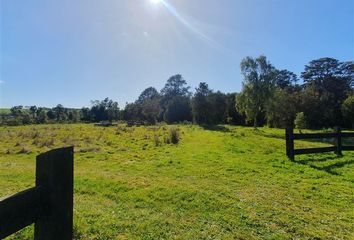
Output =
[{"x1": 151, "y1": 0, "x2": 162, "y2": 4}]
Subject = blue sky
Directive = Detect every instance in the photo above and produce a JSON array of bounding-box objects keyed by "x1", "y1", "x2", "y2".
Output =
[{"x1": 0, "y1": 0, "x2": 353, "y2": 108}]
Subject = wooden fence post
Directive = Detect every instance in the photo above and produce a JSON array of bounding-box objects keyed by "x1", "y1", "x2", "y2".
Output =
[
  {"x1": 334, "y1": 126, "x2": 342, "y2": 156},
  {"x1": 286, "y1": 128, "x2": 294, "y2": 161},
  {"x1": 34, "y1": 147, "x2": 74, "y2": 240}
]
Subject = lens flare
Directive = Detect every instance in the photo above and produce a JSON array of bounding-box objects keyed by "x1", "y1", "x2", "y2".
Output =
[
  {"x1": 151, "y1": 0, "x2": 162, "y2": 4},
  {"x1": 156, "y1": 0, "x2": 223, "y2": 49}
]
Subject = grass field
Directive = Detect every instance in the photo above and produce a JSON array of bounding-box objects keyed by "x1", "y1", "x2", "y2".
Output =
[{"x1": 0, "y1": 124, "x2": 353, "y2": 239}]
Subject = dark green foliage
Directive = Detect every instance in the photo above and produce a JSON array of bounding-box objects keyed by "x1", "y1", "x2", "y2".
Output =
[
  {"x1": 266, "y1": 88, "x2": 301, "y2": 128},
  {"x1": 208, "y1": 91, "x2": 228, "y2": 124},
  {"x1": 301, "y1": 58, "x2": 353, "y2": 128},
  {"x1": 163, "y1": 96, "x2": 192, "y2": 123},
  {"x1": 192, "y1": 82, "x2": 213, "y2": 124},
  {"x1": 1, "y1": 57, "x2": 352, "y2": 129},
  {"x1": 226, "y1": 93, "x2": 245, "y2": 125},
  {"x1": 274, "y1": 69, "x2": 298, "y2": 89},
  {"x1": 160, "y1": 75, "x2": 192, "y2": 123},
  {"x1": 342, "y1": 94, "x2": 354, "y2": 128},
  {"x1": 90, "y1": 98, "x2": 120, "y2": 122}
]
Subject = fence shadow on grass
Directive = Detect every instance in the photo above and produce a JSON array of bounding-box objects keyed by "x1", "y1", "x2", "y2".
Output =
[{"x1": 295, "y1": 155, "x2": 354, "y2": 176}]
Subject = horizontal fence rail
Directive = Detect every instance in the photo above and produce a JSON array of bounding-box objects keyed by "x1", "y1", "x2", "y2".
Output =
[
  {"x1": 0, "y1": 147, "x2": 73, "y2": 240},
  {"x1": 286, "y1": 127, "x2": 354, "y2": 161}
]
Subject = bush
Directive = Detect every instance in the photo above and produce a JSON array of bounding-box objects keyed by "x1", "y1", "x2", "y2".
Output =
[
  {"x1": 170, "y1": 128, "x2": 180, "y2": 144},
  {"x1": 153, "y1": 134, "x2": 161, "y2": 146},
  {"x1": 294, "y1": 112, "x2": 308, "y2": 132}
]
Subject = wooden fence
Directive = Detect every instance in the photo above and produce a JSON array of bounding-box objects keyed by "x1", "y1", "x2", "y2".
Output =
[
  {"x1": 0, "y1": 147, "x2": 73, "y2": 240},
  {"x1": 286, "y1": 127, "x2": 354, "y2": 161}
]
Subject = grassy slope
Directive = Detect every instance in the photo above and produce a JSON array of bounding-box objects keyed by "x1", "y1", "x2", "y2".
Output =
[{"x1": 0, "y1": 124, "x2": 353, "y2": 240}]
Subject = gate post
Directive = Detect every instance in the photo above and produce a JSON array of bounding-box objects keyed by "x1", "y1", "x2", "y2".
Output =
[
  {"x1": 334, "y1": 127, "x2": 342, "y2": 156},
  {"x1": 35, "y1": 147, "x2": 74, "y2": 240},
  {"x1": 286, "y1": 128, "x2": 294, "y2": 161}
]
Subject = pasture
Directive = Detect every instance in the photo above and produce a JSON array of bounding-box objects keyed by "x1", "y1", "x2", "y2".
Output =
[{"x1": 0, "y1": 124, "x2": 353, "y2": 239}]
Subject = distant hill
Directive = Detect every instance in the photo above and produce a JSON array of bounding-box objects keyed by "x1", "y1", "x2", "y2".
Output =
[{"x1": 0, "y1": 109, "x2": 10, "y2": 114}]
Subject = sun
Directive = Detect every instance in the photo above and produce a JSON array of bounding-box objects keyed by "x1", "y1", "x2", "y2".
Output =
[{"x1": 150, "y1": 0, "x2": 162, "y2": 4}]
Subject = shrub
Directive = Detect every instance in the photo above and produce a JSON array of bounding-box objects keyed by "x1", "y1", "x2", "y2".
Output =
[
  {"x1": 294, "y1": 112, "x2": 308, "y2": 132},
  {"x1": 153, "y1": 134, "x2": 161, "y2": 146},
  {"x1": 163, "y1": 135, "x2": 171, "y2": 144},
  {"x1": 170, "y1": 128, "x2": 180, "y2": 144}
]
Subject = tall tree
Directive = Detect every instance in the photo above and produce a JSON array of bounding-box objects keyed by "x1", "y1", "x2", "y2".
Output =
[
  {"x1": 266, "y1": 88, "x2": 301, "y2": 128},
  {"x1": 137, "y1": 87, "x2": 159, "y2": 104},
  {"x1": 160, "y1": 74, "x2": 192, "y2": 123},
  {"x1": 29, "y1": 106, "x2": 38, "y2": 120},
  {"x1": 53, "y1": 104, "x2": 67, "y2": 122},
  {"x1": 301, "y1": 58, "x2": 354, "y2": 127},
  {"x1": 208, "y1": 91, "x2": 228, "y2": 124},
  {"x1": 161, "y1": 74, "x2": 191, "y2": 100},
  {"x1": 192, "y1": 82, "x2": 213, "y2": 124},
  {"x1": 137, "y1": 87, "x2": 161, "y2": 124},
  {"x1": 236, "y1": 56, "x2": 276, "y2": 128},
  {"x1": 90, "y1": 98, "x2": 119, "y2": 122},
  {"x1": 226, "y1": 93, "x2": 245, "y2": 125},
  {"x1": 274, "y1": 69, "x2": 298, "y2": 90}
]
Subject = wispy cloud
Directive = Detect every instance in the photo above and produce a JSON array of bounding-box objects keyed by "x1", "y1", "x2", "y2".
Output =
[{"x1": 0, "y1": 80, "x2": 4, "y2": 84}]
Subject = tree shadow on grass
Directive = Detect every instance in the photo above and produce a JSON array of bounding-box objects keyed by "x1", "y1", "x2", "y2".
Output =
[
  {"x1": 295, "y1": 155, "x2": 354, "y2": 175},
  {"x1": 201, "y1": 125, "x2": 231, "y2": 132}
]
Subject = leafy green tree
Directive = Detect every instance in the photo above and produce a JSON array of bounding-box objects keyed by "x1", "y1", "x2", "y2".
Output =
[
  {"x1": 90, "y1": 98, "x2": 120, "y2": 122},
  {"x1": 36, "y1": 108, "x2": 48, "y2": 124},
  {"x1": 301, "y1": 58, "x2": 354, "y2": 127},
  {"x1": 123, "y1": 102, "x2": 143, "y2": 124},
  {"x1": 274, "y1": 70, "x2": 298, "y2": 90},
  {"x1": 137, "y1": 87, "x2": 159, "y2": 104},
  {"x1": 208, "y1": 91, "x2": 228, "y2": 124},
  {"x1": 294, "y1": 112, "x2": 308, "y2": 133},
  {"x1": 192, "y1": 82, "x2": 213, "y2": 124},
  {"x1": 29, "y1": 106, "x2": 38, "y2": 120},
  {"x1": 10, "y1": 106, "x2": 23, "y2": 117},
  {"x1": 160, "y1": 74, "x2": 192, "y2": 123},
  {"x1": 342, "y1": 94, "x2": 354, "y2": 128},
  {"x1": 226, "y1": 93, "x2": 245, "y2": 125},
  {"x1": 266, "y1": 88, "x2": 301, "y2": 128},
  {"x1": 161, "y1": 74, "x2": 191, "y2": 100},
  {"x1": 80, "y1": 107, "x2": 91, "y2": 122},
  {"x1": 137, "y1": 87, "x2": 161, "y2": 124},
  {"x1": 236, "y1": 56, "x2": 276, "y2": 128},
  {"x1": 68, "y1": 110, "x2": 81, "y2": 123},
  {"x1": 163, "y1": 96, "x2": 192, "y2": 123},
  {"x1": 47, "y1": 109, "x2": 56, "y2": 120},
  {"x1": 106, "y1": 101, "x2": 120, "y2": 122},
  {"x1": 53, "y1": 104, "x2": 67, "y2": 122},
  {"x1": 141, "y1": 98, "x2": 160, "y2": 125}
]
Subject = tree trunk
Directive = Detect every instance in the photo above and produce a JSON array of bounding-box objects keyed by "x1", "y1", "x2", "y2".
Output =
[{"x1": 253, "y1": 113, "x2": 258, "y2": 129}]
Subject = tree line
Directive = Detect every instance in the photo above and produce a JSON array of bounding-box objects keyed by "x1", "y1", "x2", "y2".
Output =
[{"x1": 1, "y1": 56, "x2": 353, "y2": 129}]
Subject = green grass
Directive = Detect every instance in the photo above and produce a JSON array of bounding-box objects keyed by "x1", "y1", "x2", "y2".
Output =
[{"x1": 0, "y1": 124, "x2": 353, "y2": 239}]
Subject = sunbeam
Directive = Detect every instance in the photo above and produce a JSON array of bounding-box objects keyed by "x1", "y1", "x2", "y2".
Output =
[{"x1": 158, "y1": 0, "x2": 224, "y2": 50}]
